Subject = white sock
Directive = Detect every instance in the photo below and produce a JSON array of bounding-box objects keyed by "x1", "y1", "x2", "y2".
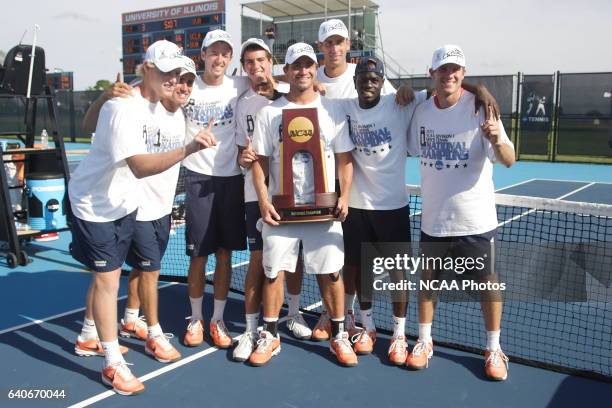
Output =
[
  {"x1": 80, "y1": 318, "x2": 98, "y2": 341},
  {"x1": 418, "y1": 323, "x2": 432, "y2": 343},
  {"x1": 360, "y1": 308, "x2": 375, "y2": 331},
  {"x1": 287, "y1": 293, "x2": 300, "y2": 316},
  {"x1": 211, "y1": 298, "x2": 226, "y2": 323},
  {"x1": 80, "y1": 318, "x2": 97, "y2": 339},
  {"x1": 392, "y1": 315, "x2": 406, "y2": 338},
  {"x1": 486, "y1": 330, "x2": 501, "y2": 351},
  {"x1": 124, "y1": 307, "x2": 139, "y2": 323},
  {"x1": 101, "y1": 339, "x2": 124, "y2": 367},
  {"x1": 189, "y1": 296, "x2": 204, "y2": 322},
  {"x1": 344, "y1": 293, "x2": 356, "y2": 314},
  {"x1": 147, "y1": 323, "x2": 164, "y2": 339},
  {"x1": 245, "y1": 313, "x2": 259, "y2": 333}
]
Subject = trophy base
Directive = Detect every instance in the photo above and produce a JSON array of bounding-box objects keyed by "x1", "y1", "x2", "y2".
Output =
[{"x1": 273, "y1": 192, "x2": 338, "y2": 223}]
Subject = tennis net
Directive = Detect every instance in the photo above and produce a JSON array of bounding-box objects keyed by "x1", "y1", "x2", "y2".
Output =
[{"x1": 161, "y1": 172, "x2": 612, "y2": 381}]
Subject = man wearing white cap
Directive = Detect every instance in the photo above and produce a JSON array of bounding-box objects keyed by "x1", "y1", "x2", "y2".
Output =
[
  {"x1": 406, "y1": 45, "x2": 515, "y2": 380},
  {"x1": 248, "y1": 43, "x2": 357, "y2": 367},
  {"x1": 181, "y1": 29, "x2": 251, "y2": 350},
  {"x1": 69, "y1": 40, "x2": 215, "y2": 395},
  {"x1": 316, "y1": 19, "x2": 396, "y2": 99},
  {"x1": 118, "y1": 56, "x2": 197, "y2": 365},
  {"x1": 313, "y1": 19, "x2": 502, "y2": 342},
  {"x1": 232, "y1": 38, "x2": 312, "y2": 362},
  {"x1": 75, "y1": 57, "x2": 197, "y2": 367}
]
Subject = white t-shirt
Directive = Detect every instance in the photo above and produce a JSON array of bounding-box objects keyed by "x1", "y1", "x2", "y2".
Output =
[
  {"x1": 252, "y1": 95, "x2": 354, "y2": 203},
  {"x1": 137, "y1": 106, "x2": 186, "y2": 221},
  {"x1": 182, "y1": 75, "x2": 250, "y2": 176},
  {"x1": 317, "y1": 63, "x2": 396, "y2": 99},
  {"x1": 69, "y1": 94, "x2": 151, "y2": 222},
  {"x1": 343, "y1": 91, "x2": 426, "y2": 210},
  {"x1": 408, "y1": 90, "x2": 514, "y2": 237},
  {"x1": 235, "y1": 88, "x2": 275, "y2": 203}
]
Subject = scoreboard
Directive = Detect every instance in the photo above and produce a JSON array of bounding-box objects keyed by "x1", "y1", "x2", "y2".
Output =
[{"x1": 121, "y1": 0, "x2": 225, "y2": 83}]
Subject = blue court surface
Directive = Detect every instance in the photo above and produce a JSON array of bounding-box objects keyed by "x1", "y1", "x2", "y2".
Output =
[{"x1": 1, "y1": 148, "x2": 611, "y2": 407}]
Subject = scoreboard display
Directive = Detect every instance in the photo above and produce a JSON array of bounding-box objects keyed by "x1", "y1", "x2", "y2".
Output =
[{"x1": 121, "y1": 0, "x2": 225, "y2": 83}]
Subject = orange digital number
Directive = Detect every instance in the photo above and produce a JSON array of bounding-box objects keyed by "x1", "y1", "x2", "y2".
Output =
[{"x1": 163, "y1": 19, "x2": 177, "y2": 30}]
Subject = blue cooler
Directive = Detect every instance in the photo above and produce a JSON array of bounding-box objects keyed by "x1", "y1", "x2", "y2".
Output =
[{"x1": 26, "y1": 173, "x2": 67, "y2": 230}]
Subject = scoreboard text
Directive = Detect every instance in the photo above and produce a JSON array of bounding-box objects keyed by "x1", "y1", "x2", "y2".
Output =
[{"x1": 121, "y1": 1, "x2": 225, "y2": 83}]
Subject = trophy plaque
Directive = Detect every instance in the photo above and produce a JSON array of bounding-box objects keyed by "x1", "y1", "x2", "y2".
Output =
[{"x1": 272, "y1": 108, "x2": 338, "y2": 223}]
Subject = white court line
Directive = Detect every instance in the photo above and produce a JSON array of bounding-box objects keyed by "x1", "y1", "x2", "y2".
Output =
[
  {"x1": 407, "y1": 179, "x2": 537, "y2": 218},
  {"x1": 68, "y1": 300, "x2": 323, "y2": 408},
  {"x1": 498, "y1": 182, "x2": 596, "y2": 227},
  {"x1": 531, "y1": 178, "x2": 612, "y2": 186},
  {"x1": 0, "y1": 261, "x2": 251, "y2": 336},
  {"x1": 0, "y1": 282, "x2": 178, "y2": 336},
  {"x1": 555, "y1": 182, "x2": 596, "y2": 200},
  {"x1": 494, "y1": 178, "x2": 537, "y2": 192}
]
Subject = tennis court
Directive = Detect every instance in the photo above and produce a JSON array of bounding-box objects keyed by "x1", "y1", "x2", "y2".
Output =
[{"x1": 0, "y1": 151, "x2": 610, "y2": 407}]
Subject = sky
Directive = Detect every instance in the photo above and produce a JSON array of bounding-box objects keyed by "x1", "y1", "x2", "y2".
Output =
[{"x1": 0, "y1": 0, "x2": 610, "y2": 90}]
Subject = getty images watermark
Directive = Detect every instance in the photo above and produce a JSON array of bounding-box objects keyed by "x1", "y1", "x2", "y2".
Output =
[{"x1": 370, "y1": 253, "x2": 506, "y2": 292}]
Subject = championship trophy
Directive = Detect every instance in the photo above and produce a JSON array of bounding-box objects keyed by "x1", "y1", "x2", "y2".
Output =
[{"x1": 272, "y1": 108, "x2": 338, "y2": 223}]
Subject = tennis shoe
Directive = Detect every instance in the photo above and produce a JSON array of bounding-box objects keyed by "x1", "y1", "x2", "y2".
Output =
[
  {"x1": 101, "y1": 361, "x2": 144, "y2": 396},
  {"x1": 484, "y1": 349, "x2": 509, "y2": 381},
  {"x1": 405, "y1": 339, "x2": 433, "y2": 370}
]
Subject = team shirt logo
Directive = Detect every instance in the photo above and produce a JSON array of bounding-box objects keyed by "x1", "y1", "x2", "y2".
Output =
[
  {"x1": 348, "y1": 115, "x2": 393, "y2": 156},
  {"x1": 419, "y1": 126, "x2": 470, "y2": 170}
]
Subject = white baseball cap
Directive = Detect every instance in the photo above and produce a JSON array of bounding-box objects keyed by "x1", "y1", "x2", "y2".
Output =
[
  {"x1": 285, "y1": 43, "x2": 318, "y2": 65},
  {"x1": 318, "y1": 19, "x2": 349, "y2": 42},
  {"x1": 201, "y1": 29, "x2": 233, "y2": 50},
  {"x1": 240, "y1": 38, "x2": 271, "y2": 59},
  {"x1": 431, "y1": 44, "x2": 466, "y2": 70},
  {"x1": 144, "y1": 40, "x2": 184, "y2": 73},
  {"x1": 180, "y1": 56, "x2": 197, "y2": 76}
]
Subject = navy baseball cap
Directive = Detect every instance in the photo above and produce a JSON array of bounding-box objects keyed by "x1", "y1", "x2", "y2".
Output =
[{"x1": 355, "y1": 56, "x2": 385, "y2": 77}]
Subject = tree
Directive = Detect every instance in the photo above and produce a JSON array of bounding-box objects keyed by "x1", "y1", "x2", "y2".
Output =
[
  {"x1": 0, "y1": 49, "x2": 5, "y2": 65},
  {"x1": 88, "y1": 79, "x2": 112, "y2": 91}
]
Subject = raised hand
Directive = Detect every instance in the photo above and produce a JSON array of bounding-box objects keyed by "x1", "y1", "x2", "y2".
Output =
[
  {"x1": 106, "y1": 72, "x2": 133, "y2": 100},
  {"x1": 238, "y1": 138, "x2": 258, "y2": 168},
  {"x1": 481, "y1": 106, "x2": 501, "y2": 145},
  {"x1": 187, "y1": 119, "x2": 217, "y2": 154},
  {"x1": 474, "y1": 85, "x2": 500, "y2": 119}
]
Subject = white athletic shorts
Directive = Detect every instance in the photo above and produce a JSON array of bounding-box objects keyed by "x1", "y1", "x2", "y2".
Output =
[{"x1": 262, "y1": 221, "x2": 344, "y2": 279}]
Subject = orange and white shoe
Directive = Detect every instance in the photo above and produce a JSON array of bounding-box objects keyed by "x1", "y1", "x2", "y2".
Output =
[
  {"x1": 484, "y1": 349, "x2": 509, "y2": 381},
  {"x1": 74, "y1": 336, "x2": 128, "y2": 357},
  {"x1": 183, "y1": 319, "x2": 204, "y2": 347},
  {"x1": 101, "y1": 362, "x2": 145, "y2": 396},
  {"x1": 405, "y1": 339, "x2": 433, "y2": 370},
  {"x1": 345, "y1": 310, "x2": 359, "y2": 337},
  {"x1": 330, "y1": 332, "x2": 358, "y2": 367},
  {"x1": 352, "y1": 329, "x2": 376, "y2": 355},
  {"x1": 210, "y1": 320, "x2": 233, "y2": 349},
  {"x1": 145, "y1": 334, "x2": 182, "y2": 363},
  {"x1": 312, "y1": 311, "x2": 332, "y2": 341},
  {"x1": 249, "y1": 331, "x2": 281, "y2": 367},
  {"x1": 119, "y1": 316, "x2": 147, "y2": 341},
  {"x1": 388, "y1": 335, "x2": 408, "y2": 366}
]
